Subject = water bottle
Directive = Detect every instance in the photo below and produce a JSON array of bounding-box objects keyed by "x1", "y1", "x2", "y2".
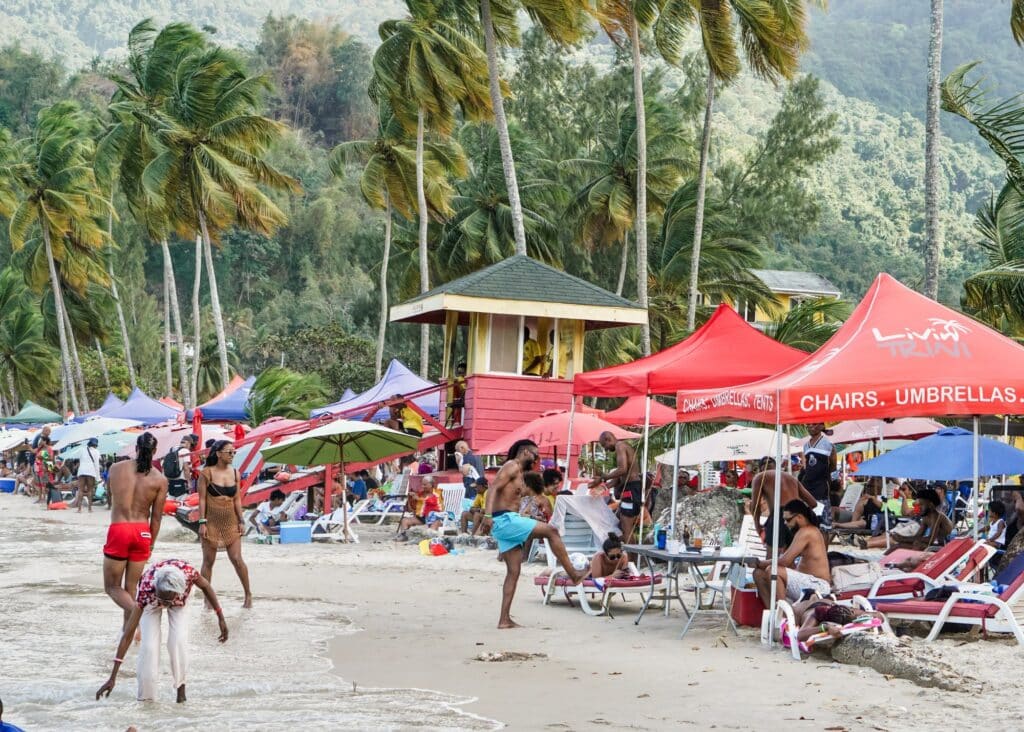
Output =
[
  {"x1": 692, "y1": 525, "x2": 703, "y2": 551},
  {"x1": 655, "y1": 523, "x2": 667, "y2": 550},
  {"x1": 720, "y1": 515, "x2": 732, "y2": 548}
]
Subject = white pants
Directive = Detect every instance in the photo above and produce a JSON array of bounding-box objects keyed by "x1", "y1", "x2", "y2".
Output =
[{"x1": 137, "y1": 603, "x2": 189, "y2": 701}]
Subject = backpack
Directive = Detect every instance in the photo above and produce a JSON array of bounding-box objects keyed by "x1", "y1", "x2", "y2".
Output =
[{"x1": 162, "y1": 449, "x2": 182, "y2": 479}]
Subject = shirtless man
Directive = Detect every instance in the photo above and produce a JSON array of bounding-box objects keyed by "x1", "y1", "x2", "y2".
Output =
[
  {"x1": 487, "y1": 439, "x2": 587, "y2": 628},
  {"x1": 103, "y1": 432, "x2": 168, "y2": 627},
  {"x1": 751, "y1": 499, "x2": 831, "y2": 608},
  {"x1": 590, "y1": 432, "x2": 641, "y2": 542},
  {"x1": 750, "y1": 470, "x2": 818, "y2": 551}
]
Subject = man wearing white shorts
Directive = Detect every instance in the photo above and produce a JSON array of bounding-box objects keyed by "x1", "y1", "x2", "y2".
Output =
[{"x1": 752, "y1": 499, "x2": 832, "y2": 607}]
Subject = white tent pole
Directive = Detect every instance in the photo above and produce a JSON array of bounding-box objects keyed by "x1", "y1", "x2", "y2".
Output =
[
  {"x1": 1002, "y1": 415, "x2": 1009, "y2": 486},
  {"x1": 785, "y1": 425, "x2": 791, "y2": 473},
  {"x1": 670, "y1": 420, "x2": 681, "y2": 540},
  {"x1": 880, "y1": 431, "x2": 890, "y2": 551},
  {"x1": 767, "y1": 415, "x2": 783, "y2": 649},
  {"x1": 973, "y1": 416, "x2": 981, "y2": 541},
  {"x1": 566, "y1": 397, "x2": 577, "y2": 479},
  {"x1": 638, "y1": 395, "x2": 652, "y2": 542}
]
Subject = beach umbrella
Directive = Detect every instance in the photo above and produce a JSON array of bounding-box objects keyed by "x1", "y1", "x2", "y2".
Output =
[
  {"x1": 823, "y1": 417, "x2": 943, "y2": 443},
  {"x1": 0, "y1": 429, "x2": 32, "y2": 452},
  {"x1": 62, "y1": 431, "x2": 135, "y2": 459},
  {"x1": 50, "y1": 417, "x2": 142, "y2": 446},
  {"x1": 603, "y1": 396, "x2": 676, "y2": 427},
  {"x1": 260, "y1": 420, "x2": 420, "y2": 467},
  {"x1": 474, "y1": 411, "x2": 639, "y2": 457},
  {"x1": 856, "y1": 427, "x2": 1024, "y2": 480},
  {"x1": 260, "y1": 420, "x2": 421, "y2": 542},
  {"x1": 654, "y1": 424, "x2": 797, "y2": 465}
]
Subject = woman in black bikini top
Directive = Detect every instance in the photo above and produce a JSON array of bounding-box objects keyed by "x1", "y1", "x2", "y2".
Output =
[{"x1": 197, "y1": 441, "x2": 252, "y2": 608}]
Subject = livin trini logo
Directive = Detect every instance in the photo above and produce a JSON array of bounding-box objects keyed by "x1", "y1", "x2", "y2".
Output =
[{"x1": 871, "y1": 318, "x2": 971, "y2": 358}]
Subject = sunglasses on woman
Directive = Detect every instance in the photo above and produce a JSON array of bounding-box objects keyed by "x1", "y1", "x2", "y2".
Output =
[{"x1": 606, "y1": 551, "x2": 622, "y2": 560}]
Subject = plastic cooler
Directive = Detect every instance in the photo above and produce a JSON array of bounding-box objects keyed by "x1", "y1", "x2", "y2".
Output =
[
  {"x1": 0, "y1": 477, "x2": 15, "y2": 493},
  {"x1": 730, "y1": 587, "x2": 765, "y2": 627},
  {"x1": 279, "y1": 521, "x2": 312, "y2": 544}
]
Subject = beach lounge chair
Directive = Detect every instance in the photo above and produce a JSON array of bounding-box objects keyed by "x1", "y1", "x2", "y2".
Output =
[
  {"x1": 776, "y1": 596, "x2": 888, "y2": 660},
  {"x1": 870, "y1": 552, "x2": 1024, "y2": 644},
  {"x1": 437, "y1": 483, "x2": 465, "y2": 533},
  {"x1": 833, "y1": 537, "x2": 995, "y2": 601},
  {"x1": 348, "y1": 474, "x2": 409, "y2": 525},
  {"x1": 535, "y1": 563, "x2": 666, "y2": 617}
]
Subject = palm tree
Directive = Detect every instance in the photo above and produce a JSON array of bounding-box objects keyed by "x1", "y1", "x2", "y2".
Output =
[
  {"x1": 474, "y1": 0, "x2": 589, "y2": 257},
  {"x1": 561, "y1": 94, "x2": 689, "y2": 296},
  {"x1": 372, "y1": 0, "x2": 491, "y2": 377},
  {"x1": 959, "y1": 183, "x2": 1024, "y2": 336},
  {"x1": 684, "y1": 0, "x2": 819, "y2": 331},
  {"x1": 764, "y1": 297, "x2": 851, "y2": 352},
  {"x1": 246, "y1": 367, "x2": 328, "y2": 425},
  {"x1": 651, "y1": 179, "x2": 774, "y2": 349},
  {"x1": 438, "y1": 122, "x2": 562, "y2": 275},
  {"x1": 595, "y1": 1, "x2": 697, "y2": 352},
  {"x1": 0, "y1": 268, "x2": 56, "y2": 405},
  {"x1": 97, "y1": 19, "x2": 207, "y2": 405},
  {"x1": 2, "y1": 102, "x2": 111, "y2": 415},
  {"x1": 923, "y1": 0, "x2": 944, "y2": 300},
  {"x1": 1012, "y1": 0, "x2": 1024, "y2": 44},
  {"x1": 330, "y1": 100, "x2": 464, "y2": 380},
  {"x1": 139, "y1": 45, "x2": 300, "y2": 393},
  {"x1": 193, "y1": 334, "x2": 242, "y2": 402}
]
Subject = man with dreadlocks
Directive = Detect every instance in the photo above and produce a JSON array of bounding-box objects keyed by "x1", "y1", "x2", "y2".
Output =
[{"x1": 102, "y1": 432, "x2": 168, "y2": 629}]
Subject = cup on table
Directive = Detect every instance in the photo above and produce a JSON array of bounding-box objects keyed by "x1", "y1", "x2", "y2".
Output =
[{"x1": 667, "y1": 539, "x2": 681, "y2": 553}]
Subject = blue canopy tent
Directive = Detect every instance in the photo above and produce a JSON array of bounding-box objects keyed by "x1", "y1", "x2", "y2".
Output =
[
  {"x1": 857, "y1": 427, "x2": 1024, "y2": 480},
  {"x1": 311, "y1": 359, "x2": 439, "y2": 421},
  {"x1": 100, "y1": 388, "x2": 181, "y2": 426},
  {"x1": 73, "y1": 392, "x2": 125, "y2": 422},
  {"x1": 187, "y1": 376, "x2": 256, "y2": 421}
]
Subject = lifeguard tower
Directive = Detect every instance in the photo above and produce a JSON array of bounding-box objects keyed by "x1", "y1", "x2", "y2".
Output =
[{"x1": 389, "y1": 255, "x2": 647, "y2": 449}]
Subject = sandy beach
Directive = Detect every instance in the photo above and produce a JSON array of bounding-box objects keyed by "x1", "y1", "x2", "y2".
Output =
[{"x1": 1, "y1": 493, "x2": 1021, "y2": 731}]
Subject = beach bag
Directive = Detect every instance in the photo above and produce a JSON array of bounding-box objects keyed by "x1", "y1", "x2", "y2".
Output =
[
  {"x1": 891, "y1": 520, "x2": 921, "y2": 539},
  {"x1": 162, "y1": 450, "x2": 182, "y2": 479}
]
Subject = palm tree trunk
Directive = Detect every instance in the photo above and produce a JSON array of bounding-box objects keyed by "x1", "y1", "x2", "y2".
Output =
[
  {"x1": 41, "y1": 226, "x2": 80, "y2": 416},
  {"x1": 617, "y1": 230, "x2": 630, "y2": 297},
  {"x1": 191, "y1": 233, "x2": 203, "y2": 407},
  {"x1": 106, "y1": 197, "x2": 136, "y2": 389},
  {"x1": 162, "y1": 239, "x2": 189, "y2": 407},
  {"x1": 5, "y1": 373, "x2": 18, "y2": 413},
  {"x1": 60, "y1": 367, "x2": 68, "y2": 417},
  {"x1": 107, "y1": 258, "x2": 136, "y2": 389},
  {"x1": 197, "y1": 210, "x2": 230, "y2": 391},
  {"x1": 480, "y1": 0, "x2": 528, "y2": 256},
  {"x1": 162, "y1": 260, "x2": 172, "y2": 397},
  {"x1": 377, "y1": 196, "x2": 393, "y2": 381},
  {"x1": 923, "y1": 0, "x2": 944, "y2": 300},
  {"x1": 630, "y1": 13, "x2": 651, "y2": 355},
  {"x1": 94, "y1": 337, "x2": 110, "y2": 389},
  {"x1": 416, "y1": 108, "x2": 430, "y2": 379},
  {"x1": 687, "y1": 69, "x2": 716, "y2": 332},
  {"x1": 61, "y1": 302, "x2": 90, "y2": 411}
]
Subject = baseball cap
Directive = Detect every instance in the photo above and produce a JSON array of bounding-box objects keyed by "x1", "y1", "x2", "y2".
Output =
[{"x1": 87, "y1": 437, "x2": 99, "y2": 446}]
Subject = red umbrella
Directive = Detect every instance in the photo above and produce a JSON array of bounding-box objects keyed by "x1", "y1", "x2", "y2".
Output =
[
  {"x1": 475, "y1": 411, "x2": 639, "y2": 457},
  {"x1": 603, "y1": 396, "x2": 676, "y2": 427}
]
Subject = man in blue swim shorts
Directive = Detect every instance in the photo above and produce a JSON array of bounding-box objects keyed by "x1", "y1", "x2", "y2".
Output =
[{"x1": 486, "y1": 439, "x2": 588, "y2": 628}]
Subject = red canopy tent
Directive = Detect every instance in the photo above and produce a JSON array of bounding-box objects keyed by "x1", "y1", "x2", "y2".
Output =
[
  {"x1": 603, "y1": 396, "x2": 676, "y2": 427},
  {"x1": 674, "y1": 273, "x2": 1024, "y2": 621},
  {"x1": 475, "y1": 411, "x2": 638, "y2": 458},
  {"x1": 573, "y1": 303, "x2": 806, "y2": 397},
  {"x1": 676, "y1": 274, "x2": 1024, "y2": 424}
]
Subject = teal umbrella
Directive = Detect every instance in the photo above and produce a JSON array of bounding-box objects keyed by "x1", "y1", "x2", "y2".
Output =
[{"x1": 259, "y1": 420, "x2": 419, "y2": 467}]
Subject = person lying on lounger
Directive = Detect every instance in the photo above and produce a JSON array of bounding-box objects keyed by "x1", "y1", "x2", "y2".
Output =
[
  {"x1": 857, "y1": 488, "x2": 951, "y2": 550},
  {"x1": 590, "y1": 533, "x2": 630, "y2": 580}
]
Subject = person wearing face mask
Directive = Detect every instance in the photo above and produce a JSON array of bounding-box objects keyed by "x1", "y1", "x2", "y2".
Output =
[
  {"x1": 96, "y1": 560, "x2": 228, "y2": 703},
  {"x1": 486, "y1": 440, "x2": 588, "y2": 628}
]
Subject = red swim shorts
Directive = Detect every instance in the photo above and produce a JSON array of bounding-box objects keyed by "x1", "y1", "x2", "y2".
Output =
[{"x1": 103, "y1": 522, "x2": 152, "y2": 562}]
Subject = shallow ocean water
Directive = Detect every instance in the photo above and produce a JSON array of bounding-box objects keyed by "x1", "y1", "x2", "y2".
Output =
[{"x1": 0, "y1": 511, "x2": 498, "y2": 731}]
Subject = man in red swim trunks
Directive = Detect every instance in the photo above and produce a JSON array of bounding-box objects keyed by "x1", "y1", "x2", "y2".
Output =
[{"x1": 103, "y1": 432, "x2": 168, "y2": 627}]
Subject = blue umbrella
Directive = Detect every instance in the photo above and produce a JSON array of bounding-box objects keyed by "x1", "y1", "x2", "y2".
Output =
[{"x1": 856, "y1": 427, "x2": 1024, "y2": 480}]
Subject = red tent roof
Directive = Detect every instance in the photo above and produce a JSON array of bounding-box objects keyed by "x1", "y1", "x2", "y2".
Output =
[
  {"x1": 676, "y1": 273, "x2": 1024, "y2": 424},
  {"x1": 603, "y1": 396, "x2": 676, "y2": 427},
  {"x1": 573, "y1": 304, "x2": 806, "y2": 397}
]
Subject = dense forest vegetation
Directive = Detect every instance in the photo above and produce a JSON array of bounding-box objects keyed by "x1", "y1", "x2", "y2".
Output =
[{"x1": 0, "y1": 2, "x2": 1019, "y2": 420}]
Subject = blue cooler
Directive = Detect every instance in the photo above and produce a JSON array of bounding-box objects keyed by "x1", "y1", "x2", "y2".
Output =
[
  {"x1": 279, "y1": 521, "x2": 312, "y2": 544},
  {"x1": 0, "y1": 477, "x2": 15, "y2": 493}
]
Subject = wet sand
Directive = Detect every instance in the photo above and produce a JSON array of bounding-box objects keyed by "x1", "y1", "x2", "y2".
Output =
[{"x1": 0, "y1": 493, "x2": 1017, "y2": 730}]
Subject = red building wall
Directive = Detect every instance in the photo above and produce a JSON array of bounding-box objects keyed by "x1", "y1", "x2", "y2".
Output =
[{"x1": 462, "y1": 374, "x2": 574, "y2": 450}]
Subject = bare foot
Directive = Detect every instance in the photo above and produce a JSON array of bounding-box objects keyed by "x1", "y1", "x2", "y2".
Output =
[
  {"x1": 176, "y1": 684, "x2": 186, "y2": 703},
  {"x1": 243, "y1": 595, "x2": 253, "y2": 609},
  {"x1": 498, "y1": 619, "x2": 522, "y2": 629}
]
